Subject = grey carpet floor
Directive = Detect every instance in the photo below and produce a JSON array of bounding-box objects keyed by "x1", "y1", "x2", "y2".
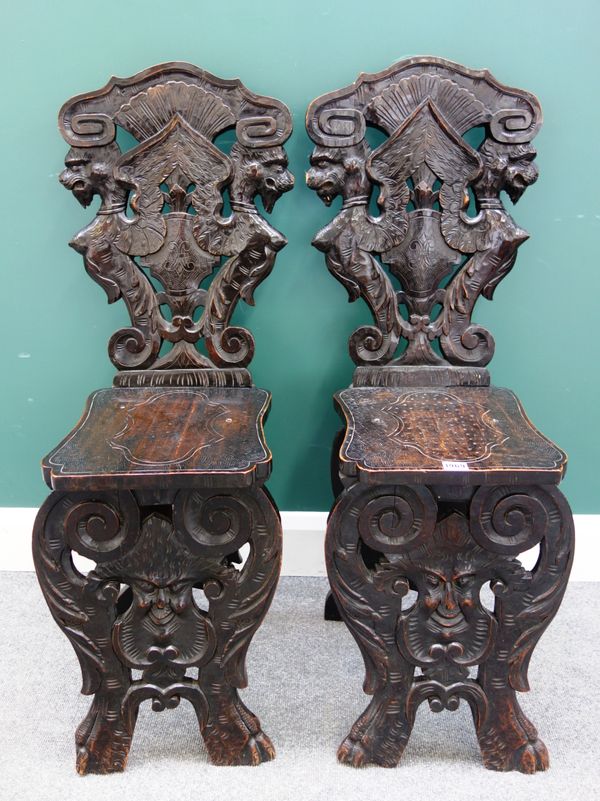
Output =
[{"x1": 1, "y1": 573, "x2": 598, "y2": 801}]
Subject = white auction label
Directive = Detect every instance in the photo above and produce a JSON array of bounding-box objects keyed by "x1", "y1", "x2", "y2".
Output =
[{"x1": 442, "y1": 460, "x2": 470, "y2": 471}]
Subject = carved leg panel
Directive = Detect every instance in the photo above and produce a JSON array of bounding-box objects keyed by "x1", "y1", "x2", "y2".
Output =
[
  {"x1": 33, "y1": 486, "x2": 281, "y2": 774},
  {"x1": 326, "y1": 485, "x2": 426, "y2": 766},
  {"x1": 325, "y1": 428, "x2": 356, "y2": 622},
  {"x1": 470, "y1": 485, "x2": 574, "y2": 772},
  {"x1": 326, "y1": 483, "x2": 574, "y2": 772}
]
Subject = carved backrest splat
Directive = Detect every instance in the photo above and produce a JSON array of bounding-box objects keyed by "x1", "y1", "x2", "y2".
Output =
[
  {"x1": 306, "y1": 57, "x2": 541, "y2": 382},
  {"x1": 59, "y1": 62, "x2": 293, "y2": 387}
]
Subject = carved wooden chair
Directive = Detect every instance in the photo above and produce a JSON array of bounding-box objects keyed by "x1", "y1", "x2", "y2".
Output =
[
  {"x1": 33, "y1": 63, "x2": 293, "y2": 774},
  {"x1": 306, "y1": 57, "x2": 574, "y2": 773}
]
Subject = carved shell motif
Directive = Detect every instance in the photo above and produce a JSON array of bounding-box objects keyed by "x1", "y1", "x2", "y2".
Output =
[
  {"x1": 114, "y1": 82, "x2": 236, "y2": 140},
  {"x1": 367, "y1": 74, "x2": 487, "y2": 134}
]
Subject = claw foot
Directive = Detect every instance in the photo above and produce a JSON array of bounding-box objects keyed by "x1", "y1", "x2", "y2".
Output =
[
  {"x1": 202, "y1": 692, "x2": 275, "y2": 766},
  {"x1": 337, "y1": 731, "x2": 405, "y2": 768},
  {"x1": 482, "y1": 736, "x2": 549, "y2": 774},
  {"x1": 75, "y1": 697, "x2": 133, "y2": 775},
  {"x1": 205, "y1": 727, "x2": 275, "y2": 766},
  {"x1": 477, "y1": 691, "x2": 549, "y2": 773},
  {"x1": 338, "y1": 735, "x2": 371, "y2": 767}
]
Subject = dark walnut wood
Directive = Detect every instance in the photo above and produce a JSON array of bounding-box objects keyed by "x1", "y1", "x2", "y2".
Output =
[
  {"x1": 43, "y1": 387, "x2": 272, "y2": 490},
  {"x1": 306, "y1": 57, "x2": 574, "y2": 773},
  {"x1": 306, "y1": 56, "x2": 540, "y2": 378},
  {"x1": 336, "y1": 386, "x2": 566, "y2": 485},
  {"x1": 58, "y1": 61, "x2": 293, "y2": 385},
  {"x1": 33, "y1": 62, "x2": 292, "y2": 774}
]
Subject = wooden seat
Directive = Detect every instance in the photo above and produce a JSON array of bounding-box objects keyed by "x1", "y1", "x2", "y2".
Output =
[
  {"x1": 33, "y1": 62, "x2": 293, "y2": 775},
  {"x1": 306, "y1": 57, "x2": 574, "y2": 774},
  {"x1": 43, "y1": 387, "x2": 272, "y2": 490},
  {"x1": 336, "y1": 386, "x2": 566, "y2": 484}
]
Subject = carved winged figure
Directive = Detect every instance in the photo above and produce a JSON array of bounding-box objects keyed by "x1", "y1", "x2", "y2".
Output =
[
  {"x1": 59, "y1": 72, "x2": 293, "y2": 377},
  {"x1": 193, "y1": 142, "x2": 293, "y2": 366},
  {"x1": 306, "y1": 141, "x2": 409, "y2": 363},
  {"x1": 60, "y1": 144, "x2": 161, "y2": 369},
  {"x1": 306, "y1": 63, "x2": 541, "y2": 370}
]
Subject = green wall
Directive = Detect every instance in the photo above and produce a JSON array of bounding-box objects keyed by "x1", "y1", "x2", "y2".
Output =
[{"x1": 2, "y1": 0, "x2": 599, "y2": 512}]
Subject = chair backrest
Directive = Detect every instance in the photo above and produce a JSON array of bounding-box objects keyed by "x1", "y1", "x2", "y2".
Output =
[
  {"x1": 306, "y1": 57, "x2": 541, "y2": 386},
  {"x1": 59, "y1": 62, "x2": 293, "y2": 387}
]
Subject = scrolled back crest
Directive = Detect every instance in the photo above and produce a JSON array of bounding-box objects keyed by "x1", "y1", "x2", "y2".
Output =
[
  {"x1": 306, "y1": 57, "x2": 542, "y2": 378},
  {"x1": 58, "y1": 63, "x2": 293, "y2": 386},
  {"x1": 306, "y1": 56, "x2": 541, "y2": 147},
  {"x1": 59, "y1": 61, "x2": 292, "y2": 149}
]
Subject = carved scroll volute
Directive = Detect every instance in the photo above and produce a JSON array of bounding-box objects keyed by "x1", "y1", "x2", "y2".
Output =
[
  {"x1": 58, "y1": 63, "x2": 293, "y2": 377},
  {"x1": 306, "y1": 58, "x2": 542, "y2": 371}
]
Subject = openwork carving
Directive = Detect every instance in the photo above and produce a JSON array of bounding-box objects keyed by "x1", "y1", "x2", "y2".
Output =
[
  {"x1": 326, "y1": 482, "x2": 573, "y2": 772},
  {"x1": 33, "y1": 64, "x2": 287, "y2": 774},
  {"x1": 33, "y1": 487, "x2": 281, "y2": 773},
  {"x1": 59, "y1": 63, "x2": 293, "y2": 384},
  {"x1": 306, "y1": 56, "x2": 540, "y2": 374},
  {"x1": 316, "y1": 59, "x2": 574, "y2": 774}
]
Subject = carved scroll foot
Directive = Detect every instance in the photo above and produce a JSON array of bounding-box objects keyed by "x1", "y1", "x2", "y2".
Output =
[
  {"x1": 475, "y1": 690, "x2": 548, "y2": 773},
  {"x1": 75, "y1": 693, "x2": 136, "y2": 775}
]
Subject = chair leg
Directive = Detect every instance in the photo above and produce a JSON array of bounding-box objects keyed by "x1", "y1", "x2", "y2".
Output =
[
  {"x1": 324, "y1": 428, "x2": 348, "y2": 621},
  {"x1": 326, "y1": 483, "x2": 574, "y2": 772},
  {"x1": 33, "y1": 486, "x2": 281, "y2": 773},
  {"x1": 191, "y1": 487, "x2": 281, "y2": 765},
  {"x1": 469, "y1": 485, "x2": 574, "y2": 772},
  {"x1": 326, "y1": 485, "x2": 422, "y2": 766},
  {"x1": 33, "y1": 491, "x2": 140, "y2": 774},
  {"x1": 198, "y1": 665, "x2": 276, "y2": 765}
]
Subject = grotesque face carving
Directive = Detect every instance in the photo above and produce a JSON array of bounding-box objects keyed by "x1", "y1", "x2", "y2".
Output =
[
  {"x1": 306, "y1": 142, "x2": 371, "y2": 206},
  {"x1": 306, "y1": 146, "x2": 347, "y2": 206},
  {"x1": 477, "y1": 140, "x2": 539, "y2": 204},
  {"x1": 94, "y1": 514, "x2": 221, "y2": 671},
  {"x1": 229, "y1": 143, "x2": 294, "y2": 212},
  {"x1": 502, "y1": 143, "x2": 539, "y2": 203},
  {"x1": 373, "y1": 515, "x2": 525, "y2": 678},
  {"x1": 410, "y1": 557, "x2": 487, "y2": 634},
  {"x1": 59, "y1": 144, "x2": 122, "y2": 207}
]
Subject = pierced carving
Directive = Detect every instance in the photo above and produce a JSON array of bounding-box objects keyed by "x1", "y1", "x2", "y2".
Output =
[
  {"x1": 37, "y1": 63, "x2": 286, "y2": 776},
  {"x1": 33, "y1": 487, "x2": 282, "y2": 773},
  {"x1": 326, "y1": 482, "x2": 573, "y2": 772},
  {"x1": 317, "y1": 58, "x2": 572, "y2": 775},
  {"x1": 59, "y1": 63, "x2": 293, "y2": 382},
  {"x1": 306, "y1": 57, "x2": 540, "y2": 373}
]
